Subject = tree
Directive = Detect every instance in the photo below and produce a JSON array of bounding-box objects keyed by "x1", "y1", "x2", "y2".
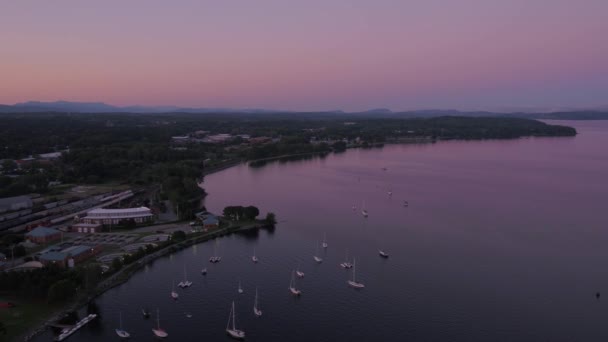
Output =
[
  {"x1": 13, "y1": 245, "x2": 26, "y2": 257},
  {"x1": 1, "y1": 159, "x2": 17, "y2": 173},
  {"x1": 0, "y1": 320, "x2": 6, "y2": 335},
  {"x1": 264, "y1": 212, "x2": 277, "y2": 226},
  {"x1": 47, "y1": 279, "x2": 76, "y2": 303},
  {"x1": 111, "y1": 257, "x2": 123, "y2": 271},
  {"x1": 243, "y1": 206, "x2": 260, "y2": 220},
  {"x1": 172, "y1": 230, "x2": 186, "y2": 241}
]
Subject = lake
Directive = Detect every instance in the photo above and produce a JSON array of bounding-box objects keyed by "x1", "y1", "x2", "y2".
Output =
[{"x1": 32, "y1": 120, "x2": 608, "y2": 342}]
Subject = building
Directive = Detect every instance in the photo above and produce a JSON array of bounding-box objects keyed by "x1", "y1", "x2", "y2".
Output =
[
  {"x1": 0, "y1": 195, "x2": 33, "y2": 213},
  {"x1": 203, "y1": 215, "x2": 219, "y2": 229},
  {"x1": 25, "y1": 226, "x2": 62, "y2": 244},
  {"x1": 82, "y1": 207, "x2": 154, "y2": 226},
  {"x1": 71, "y1": 222, "x2": 102, "y2": 234},
  {"x1": 39, "y1": 245, "x2": 101, "y2": 268}
]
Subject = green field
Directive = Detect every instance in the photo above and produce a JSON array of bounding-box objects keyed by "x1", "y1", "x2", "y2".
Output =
[{"x1": 0, "y1": 296, "x2": 61, "y2": 342}]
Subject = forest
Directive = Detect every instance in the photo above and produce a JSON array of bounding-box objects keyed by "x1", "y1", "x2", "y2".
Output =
[{"x1": 0, "y1": 113, "x2": 576, "y2": 213}]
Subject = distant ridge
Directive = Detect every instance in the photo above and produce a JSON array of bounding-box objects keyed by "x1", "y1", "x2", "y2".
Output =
[
  {"x1": 2, "y1": 101, "x2": 286, "y2": 114},
  {"x1": 1, "y1": 101, "x2": 607, "y2": 119}
]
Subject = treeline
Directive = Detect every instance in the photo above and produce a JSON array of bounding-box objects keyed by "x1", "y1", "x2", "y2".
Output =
[{"x1": 0, "y1": 264, "x2": 102, "y2": 303}]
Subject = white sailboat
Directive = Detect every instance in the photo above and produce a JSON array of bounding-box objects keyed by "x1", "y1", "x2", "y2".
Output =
[
  {"x1": 201, "y1": 267, "x2": 207, "y2": 275},
  {"x1": 115, "y1": 312, "x2": 130, "y2": 338},
  {"x1": 179, "y1": 266, "x2": 192, "y2": 288},
  {"x1": 313, "y1": 242, "x2": 323, "y2": 263},
  {"x1": 171, "y1": 280, "x2": 179, "y2": 299},
  {"x1": 340, "y1": 248, "x2": 353, "y2": 269},
  {"x1": 152, "y1": 309, "x2": 168, "y2": 338},
  {"x1": 238, "y1": 279, "x2": 244, "y2": 294},
  {"x1": 209, "y1": 239, "x2": 221, "y2": 263},
  {"x1": 347, "y1": 258, "x2": 365, "y2": 288},
  {"x1": 289, "y1": 270, "x2": 302, "y2": 296},
  {"x1": 253, "y1": 287, "x2": 262, "y2": 317},
  {"x1": 322, "y1": 232, "x2": 328, "y2": 248},
  {"x1": 252, "y1": 247, "x2": 259, "y2": 263},
  {"x1": 379, "y1": 250, "x2": 389, "y2": 258},
  {"x1": 296, "y1": 262, "x2": 305, "y2": 278},
  {"x1": 226, "y1": 301, "x2": 245, "y2": 339},
  {"x1": 361, "y1": 200, "x2": 368, "y2": 217}
]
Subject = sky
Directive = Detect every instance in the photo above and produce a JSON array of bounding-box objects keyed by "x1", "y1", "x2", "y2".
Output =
[{"x1": 1, "y1": 0, "x2": 607, "y2": 112}]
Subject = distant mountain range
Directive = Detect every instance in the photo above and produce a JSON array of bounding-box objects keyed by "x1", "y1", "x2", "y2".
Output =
[
  {"x1": 0, "y1": 101, "x2": 286, "y2": 114},
  {"x1": 1, "y1": 101, "x2": 607, "y2": 119}
]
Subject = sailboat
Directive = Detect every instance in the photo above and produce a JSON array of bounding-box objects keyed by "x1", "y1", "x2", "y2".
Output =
[
  {"x1": 403, "y1": 200, "x2": 409, "y2": 207},
  {"x1": 238, "y1": 279, "x2": 244, "y2": 294},
  {"x1": 379, "y1": 250, "x2": 389, "y2": 258},
  {"x1": 340, "y1": 249, "x2": 353, "y2": 269},
  {"x1": 115, "y1": 312, "x2": 130, "y2": 338},
  {"x1": 171, "y1": 280, "x2": 179, "y2": 299},
  {"x1": 209, "y1": 239, "x2": 221, "y2": 263},
  {"x1": 289, "y1": 270, "x2": 302, "y2": 296},
  {"x1": 296, "y1": 262, "x2": 305, "y2": 278},
  {"x1": 253, "y1": 287, "x2": 262, "y2": 317},
  {"x1": 201, "y1": 267, "x2": 207, "y2": 275},
  {"x1": 322, "y1": 233, "x2": 328, "y2": 248},
  {"x1": 226, "y1": 301, "x2": 245, "y2": 339},
  {"x1": 313, "y1": 242, "x2": 323, "y2": 263},
  {"x1": 142, "y1": 308, "x2": 150, "y2": 318},
  {"x1": 152, "y1": 309, "x2": 168, "y2": 338},
  {"x1": 252, "y1": 248, "x2": 259, "y2": 263},
  {"x1": 361, "y1": 200, "x2": 368, "y2": 217},
  {"x1": 347, "y1": 258, "x2": 365, "y2": 288},
  {"x1": 179, "y1": 266, "x2": 192, "y2": 288}
]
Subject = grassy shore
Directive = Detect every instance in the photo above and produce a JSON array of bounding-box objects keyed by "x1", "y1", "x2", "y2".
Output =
[{"x1": 0, "y1": 297, "x2": 61, "y2": 342}]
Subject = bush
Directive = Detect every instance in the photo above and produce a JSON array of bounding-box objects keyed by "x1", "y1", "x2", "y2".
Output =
[{"x1": 47, "y1": 279, "x2": 76, "y2": 303}]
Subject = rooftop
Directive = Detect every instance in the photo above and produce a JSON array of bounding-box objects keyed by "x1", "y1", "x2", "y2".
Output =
[
  {"x1": 61, "y1": 245, "x2": 92, "y2": 256},
  {"x1": 203, "y1": 216, "x2": 219, "y2": 225},
  {"x1": 40, "y1": 251, "x2": 67, "y2": 261},
  {"x1": 26, "y1": 226, "x2": 61, "y2": 238}
]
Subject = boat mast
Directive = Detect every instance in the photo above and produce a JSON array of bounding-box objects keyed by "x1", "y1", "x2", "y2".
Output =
[
  {"x1": 158, "y1": 310, "x2": 161, "y2": 329},
  {"x1": 232, "y1": 302, "x2": 236, "y2": 330}
]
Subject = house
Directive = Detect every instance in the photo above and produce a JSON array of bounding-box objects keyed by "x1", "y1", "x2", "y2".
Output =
[
  {"x1": 25, "y1": 226, "x2": 62, "y2": 244},
  {"x1": 203, "y1": 215, "x2": 219, "y2": 229}
]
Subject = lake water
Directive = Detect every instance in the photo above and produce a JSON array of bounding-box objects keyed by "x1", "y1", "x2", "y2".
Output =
[{"x1": 32, "y1": 120, "x2": 608, "y2": 342}]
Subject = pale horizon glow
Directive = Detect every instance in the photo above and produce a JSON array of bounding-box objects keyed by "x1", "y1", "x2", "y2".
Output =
[{"x1": 1, "y1": 0, "x2": 607, "y2": 111}]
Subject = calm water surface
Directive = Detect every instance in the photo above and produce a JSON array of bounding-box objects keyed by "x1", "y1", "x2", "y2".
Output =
[{"x1": 33, "y1": 121, "x2": 608, "y2": 342}]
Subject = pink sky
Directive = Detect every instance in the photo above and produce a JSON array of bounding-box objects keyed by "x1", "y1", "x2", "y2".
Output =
[{"x1": 1, "y1": 0, "x2": 607, "y2": 111}]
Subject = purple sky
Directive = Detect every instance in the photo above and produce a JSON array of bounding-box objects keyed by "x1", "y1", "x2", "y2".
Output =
[{"x1": 1, "y1": 0, "x2": 606, "y2": 111}]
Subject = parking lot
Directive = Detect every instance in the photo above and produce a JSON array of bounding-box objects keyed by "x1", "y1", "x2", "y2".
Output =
[{"x1": 71, "y1": 233, "x2": 138, "y2": 246}]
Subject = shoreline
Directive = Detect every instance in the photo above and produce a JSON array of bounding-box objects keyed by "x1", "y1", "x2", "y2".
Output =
[{"x1": 19, "y1": 222, "x2": 265, "y2": 342}]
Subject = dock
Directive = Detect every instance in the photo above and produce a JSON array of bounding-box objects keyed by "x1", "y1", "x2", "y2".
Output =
[{"x1": 53, "y1": 314, "x2": 97, "y2": 341}]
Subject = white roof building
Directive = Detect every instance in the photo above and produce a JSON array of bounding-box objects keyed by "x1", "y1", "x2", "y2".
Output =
[{"x1": 83, "y1": 207, "x2": 153, "y2": 225}]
